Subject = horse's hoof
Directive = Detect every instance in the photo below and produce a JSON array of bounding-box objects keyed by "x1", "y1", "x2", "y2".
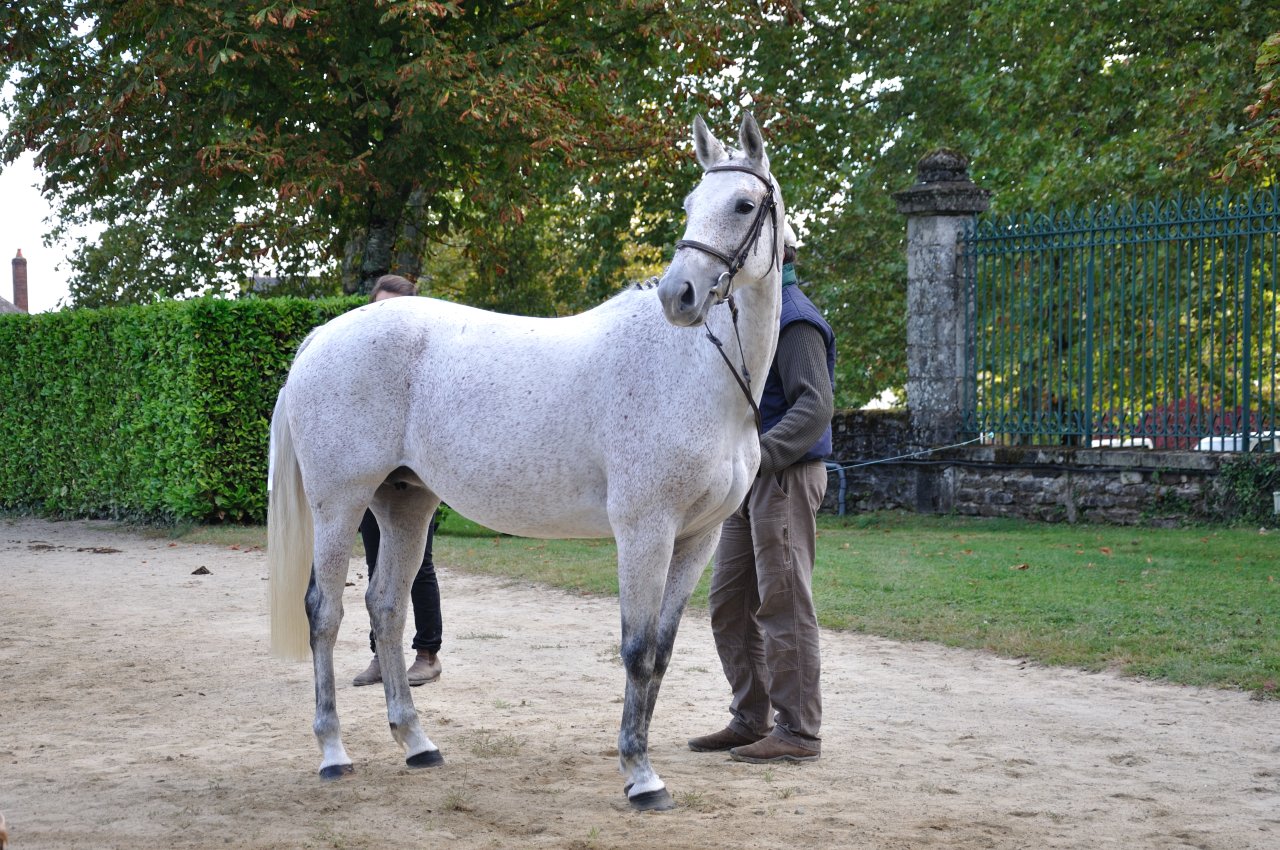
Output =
[
  {"x1": 628, "y1": 788, "x2": 675, "y2": 812},
  {"x1": 319, "y1": 763, "x2": 355, "y2": 781},
  {"x1": 406, "y1": 749, "x2": 444, "y2": 769}
]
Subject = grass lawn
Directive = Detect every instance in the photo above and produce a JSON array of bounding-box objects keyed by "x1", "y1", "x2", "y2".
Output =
[{"x1": 171, "y1": 510, "x2": 1280, "y2": 697}]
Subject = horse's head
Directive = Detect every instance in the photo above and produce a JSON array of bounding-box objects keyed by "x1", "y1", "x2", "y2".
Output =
[{"x1": 659, "y1": 112, "x2": 784, "y2": 328}]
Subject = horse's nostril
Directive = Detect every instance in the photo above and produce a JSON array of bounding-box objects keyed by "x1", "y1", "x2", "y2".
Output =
[{"x1": 679, "y1": 281, "x2": 696, "y2": 309}]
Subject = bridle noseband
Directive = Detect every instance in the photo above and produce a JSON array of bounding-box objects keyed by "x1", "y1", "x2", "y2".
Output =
[
  {"x1": 674, "y1": 163, "x2": 779, "y2": 303},
  {"x1": 672, "y1": 162, "x2": 780, "y2": 435}
]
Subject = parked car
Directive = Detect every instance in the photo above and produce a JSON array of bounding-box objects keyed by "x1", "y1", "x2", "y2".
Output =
[{"x1": 1195, "y1": 431, "x2": 1279, "y2": 452}]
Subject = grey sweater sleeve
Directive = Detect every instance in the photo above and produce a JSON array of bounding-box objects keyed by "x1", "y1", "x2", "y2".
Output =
[{"x1": 757, "y1": 321, "x2": 835, "y2": 478}]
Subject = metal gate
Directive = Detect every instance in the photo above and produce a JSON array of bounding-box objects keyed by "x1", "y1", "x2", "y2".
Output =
[{"x1": 962, "y1": 188, "x2": 1280, "y2": 450}]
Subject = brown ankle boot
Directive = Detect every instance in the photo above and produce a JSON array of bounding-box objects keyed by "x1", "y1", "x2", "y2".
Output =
[
  {"x1": 352, "y1": 655, "x2": 382, "y2": 687},
  {"x1": 687, "y1": 726, "x2": 765, "y2": 752},
  {"x1": 728, "y1": 734, "x2": 819, "y2": 764},
  {"x1": 407, "y1": 652, "x2": 442, "y2": 686}
]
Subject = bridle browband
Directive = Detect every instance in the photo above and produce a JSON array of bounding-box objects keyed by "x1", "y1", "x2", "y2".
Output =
[
  {"x1": 672, "y1": 161, "x2": 780, "y2": 435},
  {"x1": 674, "y1": 162, "x2": 779, "y2": 304}
]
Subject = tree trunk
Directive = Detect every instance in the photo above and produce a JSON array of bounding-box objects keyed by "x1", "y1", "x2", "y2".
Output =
[
  {"x1": 340, "y1": 235, "x2": 363, "y2": 295},
  {"x1": 357, "y1": 213, "x2": 397, "y2": 295},
  {"x1": 392, "y1": 187, "x2": 426, "y2": 283},
  {"x1": 343, "y1": 187, "x2": 416, "y2": 296}
]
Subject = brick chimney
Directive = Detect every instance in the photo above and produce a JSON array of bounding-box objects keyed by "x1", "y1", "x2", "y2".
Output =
[{"x1": 12, "y1": 250, "x2": 29, "y2": 313}]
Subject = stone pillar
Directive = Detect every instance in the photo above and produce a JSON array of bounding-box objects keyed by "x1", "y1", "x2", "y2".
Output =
[
  {"x1": 892, "y1": 150, "x2": 990, "y2": 446},
  {"x1": 11, "y1": 249, "x2": 28, "y2": 313}
]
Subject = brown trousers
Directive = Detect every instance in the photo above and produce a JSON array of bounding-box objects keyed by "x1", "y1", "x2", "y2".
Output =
[{"x1": 709, "y1": 459, "x2": 826, "y2": 752}]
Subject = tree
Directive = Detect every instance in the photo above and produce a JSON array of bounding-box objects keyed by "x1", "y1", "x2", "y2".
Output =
[
  {"x1": 0, "y1": 1, "x2": 742, "y2": 307},
  {"x1": 705, "y1": 0, "x2": 1280, "y2": 405},
  {"x1": 7, "y1": 2, "x2": 1278, "y2": 408}
]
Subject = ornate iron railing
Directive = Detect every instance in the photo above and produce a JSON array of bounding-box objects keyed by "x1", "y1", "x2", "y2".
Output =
[{"x1": 962, "y1": 187, "x2": 1279, "y2": 450}]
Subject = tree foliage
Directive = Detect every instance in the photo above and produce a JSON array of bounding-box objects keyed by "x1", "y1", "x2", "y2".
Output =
[
  {"x1": 4, "y1": 1, "x2": 1279, "y2": 407},
  {"x1": 1223, "y1": 28, "x2": 1280, "y2": 179},
  {"x1": 1, "y1": 0, "x2": 740, "y2": 307},
  {"x1": 709, "y1": 0, "x2": 1280, "y2": 405}
]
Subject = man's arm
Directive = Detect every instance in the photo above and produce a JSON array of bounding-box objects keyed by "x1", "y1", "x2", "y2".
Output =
[{"x1": 758, "y1": 322, "x2": 834, "y2": 478}]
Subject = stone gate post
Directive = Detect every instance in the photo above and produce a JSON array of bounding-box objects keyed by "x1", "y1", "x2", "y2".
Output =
[{"x1": 892, "y1": 150, "x2": 991, "y2": 447}]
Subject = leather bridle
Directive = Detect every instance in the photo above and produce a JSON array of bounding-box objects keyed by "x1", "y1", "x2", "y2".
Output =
[
  {"x1": 672, "y1": 161, "x2": 780, "y2": 435},
  {"x1": 674, "y1": 163, "x2": 779, "y2": 304}
]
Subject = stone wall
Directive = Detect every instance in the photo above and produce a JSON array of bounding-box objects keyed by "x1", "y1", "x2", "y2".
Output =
[
  {"x1": 823, "y1": 409, "x2": 1272, "y2": 526},
  {"x1": 824, "y1": 409, "x2": 918, "y2": 514},
  {"x1": 934, "y1": 446, "x2": 1227, "y2": 526}
]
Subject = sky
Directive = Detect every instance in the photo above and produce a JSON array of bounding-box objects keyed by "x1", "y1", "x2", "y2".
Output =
[{"x1": 0, "y1": 150, "x2": 77, "y2": 313}]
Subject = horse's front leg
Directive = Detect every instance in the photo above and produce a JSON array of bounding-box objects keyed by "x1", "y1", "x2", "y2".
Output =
[
  {"x1": 616, "y1": 523, "x2": 722, "y2": 810},
  {"x1": 368, "y1": 488, "x2": 443, "y2": 768},
  {"x1": 307, "y1": 513, "x2": 360, "y2": 779},
  {"x1": 614, "y1": 525, "x2": 684, "y2": 811}
]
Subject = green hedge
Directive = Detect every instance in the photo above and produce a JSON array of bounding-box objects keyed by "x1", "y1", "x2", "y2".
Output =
[{"x1": 0, "y1": 295, "x2": 362, "y2": 522}]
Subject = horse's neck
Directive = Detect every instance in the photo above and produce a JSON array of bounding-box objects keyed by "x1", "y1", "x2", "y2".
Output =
[{"x1": 708, "y1": 271, "x2": 781, "y2": 402}]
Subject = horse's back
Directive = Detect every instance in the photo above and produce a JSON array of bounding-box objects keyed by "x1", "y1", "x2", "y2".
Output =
[{"x1": 284, "y1": 292, "x2": 714, "y2": 537}]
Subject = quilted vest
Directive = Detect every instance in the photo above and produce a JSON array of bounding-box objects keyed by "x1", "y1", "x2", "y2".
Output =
[{"x1": 759, "y1": 280, "x2": 836, "y2": 463}]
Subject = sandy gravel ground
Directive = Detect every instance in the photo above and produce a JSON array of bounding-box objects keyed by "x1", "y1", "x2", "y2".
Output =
[{"x1": 0, "y1": 516, "x2": 1277, "y2": 849}]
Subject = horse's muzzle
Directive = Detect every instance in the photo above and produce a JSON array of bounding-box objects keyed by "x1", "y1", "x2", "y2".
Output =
[{"x1": 657, "y1": 274, "x2": 712, "y2": 327}]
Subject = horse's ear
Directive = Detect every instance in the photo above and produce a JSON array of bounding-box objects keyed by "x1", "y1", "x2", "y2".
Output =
[
  {"x1": 739, "y1": 112, "x2": 766, "y2": 167},
  {"x1": 693, "y1": 115, "x2": 728, "y2": 170}
]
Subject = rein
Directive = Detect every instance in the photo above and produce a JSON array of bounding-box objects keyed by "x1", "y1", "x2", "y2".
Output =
[
  {"x1": 673, "y1": 162, "x2": 779, "y2": 436},
  {"x1": 704, "y1": 297, "x2": 763, "y2": 435}
]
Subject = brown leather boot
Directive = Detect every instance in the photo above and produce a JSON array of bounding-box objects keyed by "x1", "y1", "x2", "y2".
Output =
[
  {"x1": 352, "y1": 655, "x2": 382, "y2": 687},
  {"x1": 687, "y1": 726, "x2": 766, "y2": 752},
  {"x1": 407, "y1": 651, "x2": 442, "y2": 686},
  {"x1": 729, "y1": 734, "x2": 819, "y2": 763}
]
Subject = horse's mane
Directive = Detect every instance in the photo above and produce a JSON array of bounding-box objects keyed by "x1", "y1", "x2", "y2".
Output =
[{"x1": 627, "y1": 276, "x2": 660, "y2": 292}]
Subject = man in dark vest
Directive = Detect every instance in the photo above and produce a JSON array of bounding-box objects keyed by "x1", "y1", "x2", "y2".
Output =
[{"x1": 688, "y1": 224, "x2": 836, "y2": 763}]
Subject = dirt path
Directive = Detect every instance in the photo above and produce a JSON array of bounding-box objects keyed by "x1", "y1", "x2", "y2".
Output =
[{"x1": 1, "y1": 517, "x2": 1277, "y2": 849}]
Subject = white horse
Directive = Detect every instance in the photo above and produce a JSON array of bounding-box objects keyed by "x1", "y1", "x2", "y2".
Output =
[{"x1": 268, "y1": 113, "x2": 785, "y2": 811}]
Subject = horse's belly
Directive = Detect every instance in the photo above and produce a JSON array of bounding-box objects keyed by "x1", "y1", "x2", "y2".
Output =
[
  {"x1": 449, "y1": 501, "x2": 613, "y2": 540},
  {"x1": 416, "y1": 448, "x2": 614, "y2": 540}
]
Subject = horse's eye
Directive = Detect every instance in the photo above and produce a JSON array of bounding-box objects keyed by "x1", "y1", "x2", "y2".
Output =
[{"x1": 735, "y1": 199, "x2": 756, "y2": 214}]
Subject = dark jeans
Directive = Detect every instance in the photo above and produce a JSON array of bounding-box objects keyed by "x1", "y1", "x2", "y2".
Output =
[{"x1": 359, "y1": 508, "x2": 443, "y2": 654}]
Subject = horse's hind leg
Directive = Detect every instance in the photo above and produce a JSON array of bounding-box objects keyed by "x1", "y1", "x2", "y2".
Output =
[
  {"x1": 367, "y1": 483, "x2": 443, "y2": 768},
  {"x1": 617, "y1": 523, "x2": 722, "y2": 811},
  {"x1": 307, "y1": 503, "x2": 365, "y2": 779},
  {"x1": 649, "y1": 524, "x2": 722, "y2": 721}
]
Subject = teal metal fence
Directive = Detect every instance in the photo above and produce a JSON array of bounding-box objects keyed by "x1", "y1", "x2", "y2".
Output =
[{"x1": 962, "y1": 186, "x2": 1279, "y2": 450}]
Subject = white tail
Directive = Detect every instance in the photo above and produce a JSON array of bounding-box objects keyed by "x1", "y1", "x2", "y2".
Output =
[{"x1": 268, "y1": 387, "x2": 314, "y2": 660}]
